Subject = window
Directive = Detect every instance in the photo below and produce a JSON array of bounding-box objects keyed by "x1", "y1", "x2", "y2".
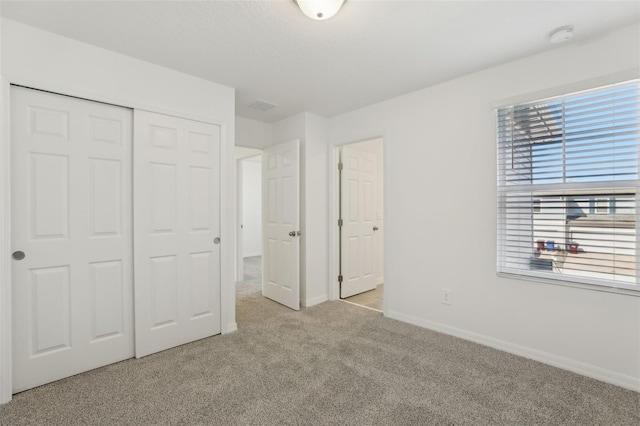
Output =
[
  {"x1": 497, "y1": 81, "x2": 640, "y2": 291},
  {"x1": 595, "y1": 198, "x2": 610, "y2": 214},
  {"x1": 533, "y1": 198, "x2": 541, "y2": 213}
]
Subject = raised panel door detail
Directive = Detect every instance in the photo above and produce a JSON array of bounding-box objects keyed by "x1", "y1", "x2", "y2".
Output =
[
  {"x1": 29, "y1": 106, "x2": 69, "y2": 139},
  {"x1": 281, "y1": 150, "x2": 292, "y2": 167},
  {"x1": 150, "y1": 125, "x2": 177, "y2": 150},
  {"x1": 90, "y1": 117, "x2": 122, "y2": 145},
  {"x1": 12, "y1": 86, "x2": 134, "y2": 393},
  {"x1": 340, "y1": 146, "x2": 378, "y2": 298},
  {"x1": 363, "y1": 235, "x2": 374, "y2": 277},
  {"x1": 363, "y1": 181, "x2": 374, "y2": 222},
  {"x1": 268, "y1": 154, "x2": 277, "y2": 169},
  {"x1": 134, "y1": 110, "x2": 221, "y2": 358},
  {"x1": 262, "y1": 139, "x2": 300, "y2": 310},
  {"x1": 268, "y1": 178, "x2": 277, "y2": 223},
  {"x1": 281, "y1": 176, "x2": 292, "y2": 225},
  {"x1": 189, "y1": 167, "x2": 211, "y2": 232},
  {"x1": 267, "y1": 238, "x2": 277, "y2": 286},
  {"x1": 31, "y1": 266, "x2": 71, "y2": 356},
  {"x1": 189, "y1": 131, "x2": 211, "y2": 154},
  {"x1": 348, "y1": 156, "x2": 359, "y2": 171},
  {"x1": 90, "y1": 261, "x2": 124, "y2": 342},
  {"x1": 150, "y1": 256, "x2": 178, "y2": 329},
  {"x1": 30, "y1": 153, "x2": 69, "y2": 240},
  {"x1": 348, "y1": 179, "x2": 358, "y2": 223},
  {"x1": 90, "y1": 159, "x2": 121, "y2": 237},
  {"x1": 347, "y1": 237, "x2": 359, "y2": 280},
  {"x1": 150, "y1": 163, "x2": 177, "y2": 234},
  {"x1": 280, "y1": 240, "x2": 292, "y2": 291},
  {"x1": 363, "y1": 158, "x2": 373, "y2": 173},
  {"x1": 189, "y1": 252, "x2": 213, "y2": 319}
]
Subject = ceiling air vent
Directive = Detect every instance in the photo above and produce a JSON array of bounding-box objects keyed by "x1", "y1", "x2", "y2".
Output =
[{"x1": 245, "y1": 100, "x2": 278, "y2": 112}]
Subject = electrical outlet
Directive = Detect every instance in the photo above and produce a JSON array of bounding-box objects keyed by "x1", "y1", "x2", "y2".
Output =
[{"x1": 442, "y1": 289, "x2": 452, "y2": 305}]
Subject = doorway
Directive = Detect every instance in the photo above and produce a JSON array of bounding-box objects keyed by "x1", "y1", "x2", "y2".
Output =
[
  {"x1": 234, "y1": 140, "x2": 302, "y2": 311},
  {"x1": 235, "y1": 148, "x2": 263, "y2": 297},
  {"x1": 336, "y1": 138, "x2": 384, "y2": 311}
]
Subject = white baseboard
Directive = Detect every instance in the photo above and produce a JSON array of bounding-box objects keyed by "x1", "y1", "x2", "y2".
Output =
[
  {"x1": 223, "y1": 322, "x2": 238, "y2": 334},
  {"x1": 301, "y1": 295, "x2": 328, "y2": 308},
  {"x1": 386, "y1": 310, "x2": 640, "y2": 393},
  {"x1": 242, "y1": 252, "x2": 261, "y2": 258}
]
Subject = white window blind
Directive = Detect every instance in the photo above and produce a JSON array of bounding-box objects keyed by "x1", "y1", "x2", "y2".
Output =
[{"x1": 497, "y1": 80, "x2": 640, "y2": 291}]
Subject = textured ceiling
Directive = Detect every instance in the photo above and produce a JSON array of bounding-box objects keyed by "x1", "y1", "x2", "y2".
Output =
[{"x1": 1, "y1": 1, "x2": 639, "y2": 122}]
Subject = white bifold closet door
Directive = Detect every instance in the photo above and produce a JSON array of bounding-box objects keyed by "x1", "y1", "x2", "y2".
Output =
[
  {"x1": 11, "y1": 86, "x2": 134, "y2": 393},
  {"x1": 133, "y1": 111, "x2": 221, "y2": 358}
]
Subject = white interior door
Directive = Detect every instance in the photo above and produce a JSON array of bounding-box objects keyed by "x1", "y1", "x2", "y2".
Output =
[
  {"x1": 340, "y1": 146, "x2": 378, "y2": 298},
  {"x1": 11, "y1": 86, "x2": 134, "y2": 392},
  {"x1": 262, "y1": 140, "x2": 300, "y2": 310},
  {"x1": 134, "y1": 110, "x2": 221, "y2": 358}
]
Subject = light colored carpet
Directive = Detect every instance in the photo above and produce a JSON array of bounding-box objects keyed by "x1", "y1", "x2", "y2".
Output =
[
  {"x1": 236, "y1": 256, "x2": 262, "y2": 297},
  {"x1": 242, "y1": 255, "x2": 262, "y2": 285},
  {"x1": 1, "y1": 292, "x2": 638, "y2": 425}
]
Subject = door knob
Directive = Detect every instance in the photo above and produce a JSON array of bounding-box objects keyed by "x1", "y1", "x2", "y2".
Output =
[
  {"x1": 12, "y1": 251, "x2": 26, "y2": 260},
  {"x1": 373, "y1": 226, "x2": 379, "y2": 231},
  {"x1": 214, "y1": 237, "x2": 221, "y2": 244},
  {"x1": 288, "y1": 231, "x2": 296, "y2": 237}
]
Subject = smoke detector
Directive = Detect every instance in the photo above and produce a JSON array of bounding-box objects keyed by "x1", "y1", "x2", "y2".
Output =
[
  {"x1": 245, "y1": 100, "x2": 278, "y2": 112},
  {"x1": 548, "y1": 26, "x2": 574, "y2": 44}
]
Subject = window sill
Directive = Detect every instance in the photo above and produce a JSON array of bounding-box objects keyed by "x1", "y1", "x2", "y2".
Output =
[{"x1": 497, "y1": 271, "x2": 640, "y2": 298}]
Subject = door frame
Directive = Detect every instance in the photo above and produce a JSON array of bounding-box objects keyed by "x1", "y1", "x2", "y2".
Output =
[
  {"x1": 1, "y1": 76, "x2": 12, "y2": 404},
  {"x1": 236, "y1": 158, "x2": 244, "y2": 282},
  {"x1": 234, "y1": 148, "x2": 264, "y2": 283},
  {"x1": 328, "y1": 136, "x2": 386, "y2": 309},
  {"x1": 0, "y1": 77, "x2": 234, "y2": 404}
]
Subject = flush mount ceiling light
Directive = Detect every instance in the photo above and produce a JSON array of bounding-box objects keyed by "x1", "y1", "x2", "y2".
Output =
[
  {"x1": 295, "y1": 0, "x2": 345, "y2": 21},
  {"x1": 548, "y1": 26, "x2": 574, "y2": 44}
]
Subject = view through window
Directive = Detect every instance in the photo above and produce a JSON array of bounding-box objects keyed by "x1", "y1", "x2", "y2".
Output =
[{"x1": 497, "y1": 81, "x2": 640, "y2": 290}]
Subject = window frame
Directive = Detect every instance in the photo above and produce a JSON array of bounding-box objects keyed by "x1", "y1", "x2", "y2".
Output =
[{"x1": 496, "y1": 80, "x2": 640, "y2": 295}]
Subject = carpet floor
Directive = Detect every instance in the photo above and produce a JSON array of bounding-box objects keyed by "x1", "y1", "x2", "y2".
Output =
[
  {"x1": 236, "y1": 256, "x2": 262, "y2": 297},
  {"x1": 242, "y1": 256, "x2": 262, "y2": 285},
  {"x1": 1, "y1": 292, "x2": 638, "y2": 425}
]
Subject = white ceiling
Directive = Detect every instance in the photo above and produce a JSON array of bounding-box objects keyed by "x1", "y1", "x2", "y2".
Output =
[{"x1": 1, "y1": 1, "x2": 638, "y2": 123}]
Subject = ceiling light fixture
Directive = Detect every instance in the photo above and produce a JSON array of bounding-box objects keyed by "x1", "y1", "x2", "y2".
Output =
[
  {"x1": 295, "y1": 0, "x2": 345, "y2": 21},
  {"x1": 548, "y1": 26, "x2": 574, "y2": 44}
]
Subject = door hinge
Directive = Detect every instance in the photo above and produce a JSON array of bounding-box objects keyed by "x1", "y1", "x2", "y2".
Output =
[
  {"x1": 338, "y1": 218, "x2": 343, "y2": 227},
  {"x1": 338, "y1": 275, "x2": 343, "y2": 283},
  {"x1": 338, "y1": 162, "x2": 343, "y2": 171}
]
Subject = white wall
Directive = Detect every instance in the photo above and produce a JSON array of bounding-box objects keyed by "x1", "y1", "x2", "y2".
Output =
[
  {"x1": 0, "y1": 18, "x2": 237, "y2": 402},
  {"x1": 328, "y1": 24, "x2": 640, "y2": 391},
  {"x1": 271, "y1": 112, "x2": 329, "y2": 307},
  {"x1": 304, "y1": 113, "x2": 330, "y2": 306},
  {"x1": 236, "y1": 116, "x2": 272, "y2": 149},
  {"x1": 241, "y1": 158, "x2": 262, "y2": 257}
]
